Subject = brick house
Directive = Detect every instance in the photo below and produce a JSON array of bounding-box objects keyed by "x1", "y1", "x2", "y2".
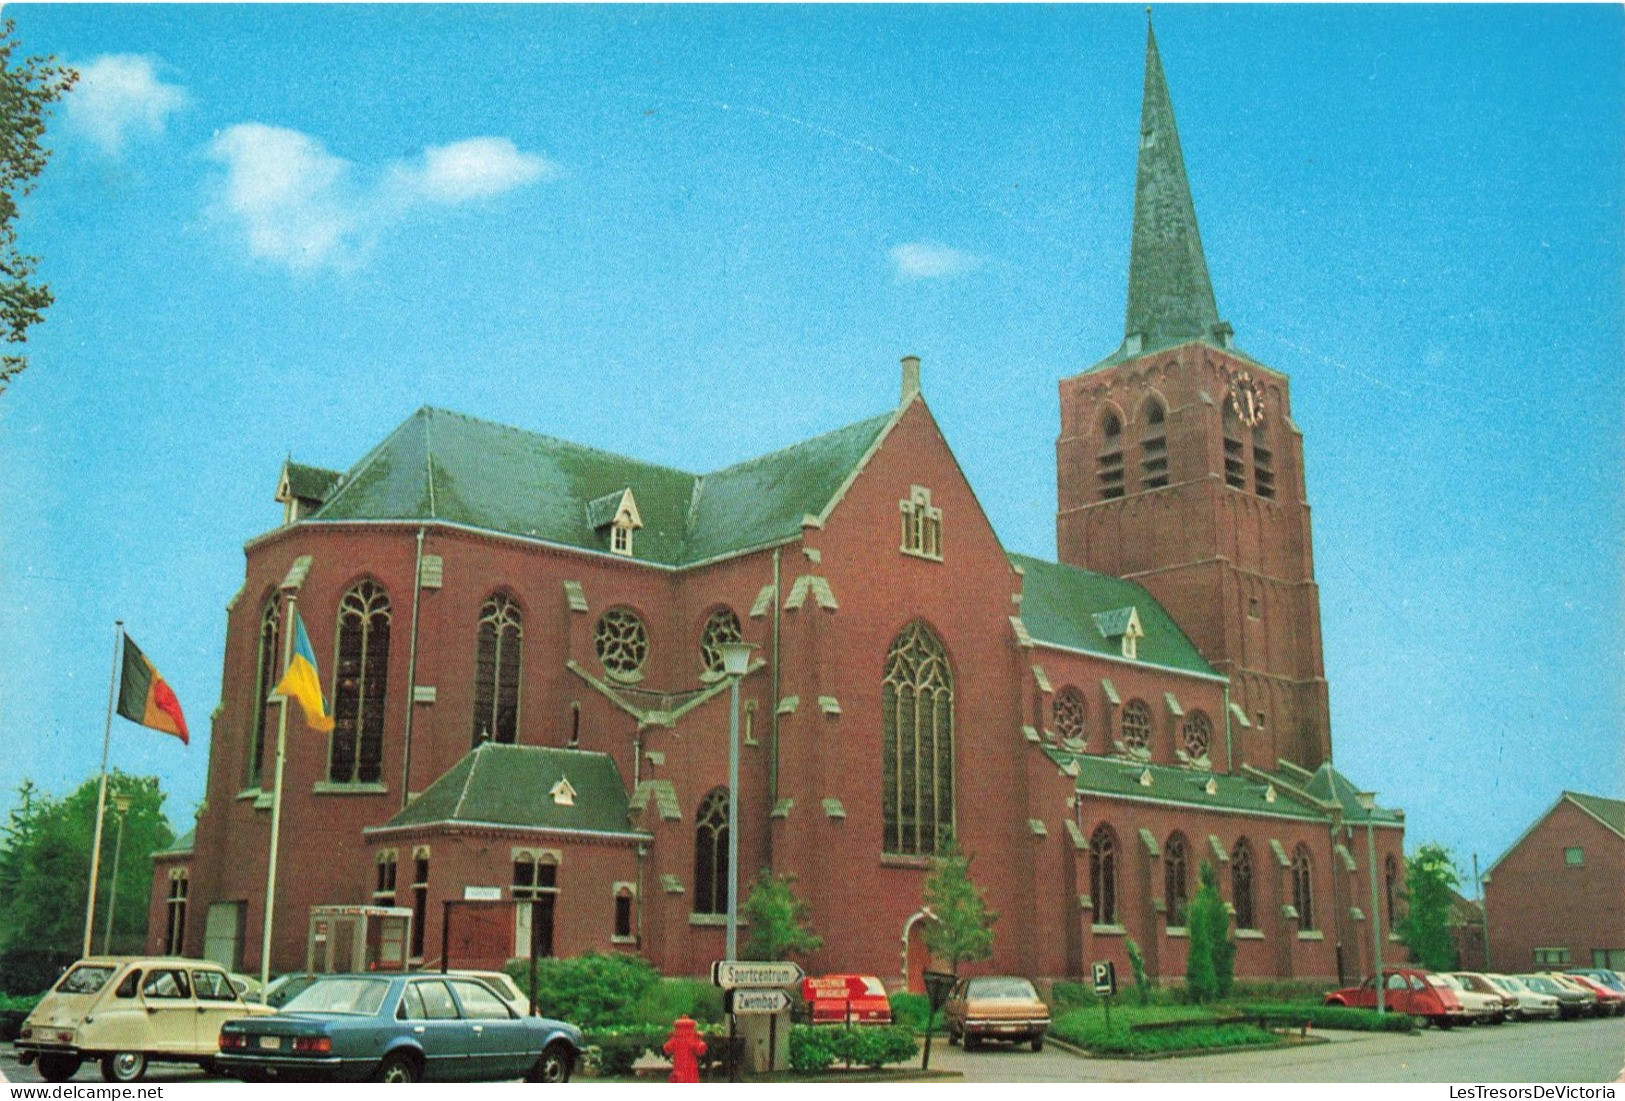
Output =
[
  {"x1": 1483, "y1": 792, "x2": 1625, "y2": 971},
  {"x1": 147, "y1": 24, "x2": 1407, "y2": 988}
]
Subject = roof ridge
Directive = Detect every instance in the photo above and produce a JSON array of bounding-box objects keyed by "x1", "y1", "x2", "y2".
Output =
[
  {"x1": 452, "y1": 743, "x2": 482, "y2": 819},
  {"x1": 420, "y1": 404, "x2": 704, "y2": 481},
  {"x1": 701, "y1": 409, "x2": 894, "y2": 479},
  {"x1": 315, "y1": 407, "x2": 433, "y2": 518},
  {"x1": 424, "y1": 407, "x2": 438, "y2": 518}
]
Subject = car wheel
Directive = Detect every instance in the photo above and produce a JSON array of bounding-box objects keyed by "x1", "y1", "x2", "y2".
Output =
[
  {"x1": 373, "y1": 1052, "x2": 422, "y2": 1083},
  {"x1": 526, "y1": 1041, "x2": 573, "y2": 1084},
  {"x1": 38, "y1": 1055, "x2": 83, "y2": 1082},
  {"x1": 1436, "y1": 1018, "x2": 1453, "y2": 1030},
  {"x1": 963, "y1": 1033, "x2": 981, "y2": 1052},
  {"x1": 102, "y1": 1052, "x2": 148, "y2": 1083},
  {"x1": 1030, "y1": 1036, "x2": 1044, "y2": 1053}
]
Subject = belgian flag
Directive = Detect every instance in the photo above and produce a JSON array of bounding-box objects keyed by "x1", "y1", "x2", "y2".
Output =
[{"x1": 116, "y1": 635, "x2": 190, "y2": 744}]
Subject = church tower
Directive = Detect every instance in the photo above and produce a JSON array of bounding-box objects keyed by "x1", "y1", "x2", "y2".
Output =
[{"x1": 1056, "y1": 22, "x2": 1331, "y2": 770}]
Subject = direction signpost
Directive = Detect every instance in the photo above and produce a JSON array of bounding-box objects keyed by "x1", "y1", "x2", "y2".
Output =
[
  {"x1": 713, "y1": 960, "x2": 805, "y2": 1078},
  {"x1": 729, "y1": 988, "x2": 793, "y2": 1015}
]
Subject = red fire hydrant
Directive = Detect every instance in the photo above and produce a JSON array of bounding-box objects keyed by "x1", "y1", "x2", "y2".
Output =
[{"x1": 663, "y1": 1015, "x2": 707, "y2": 1083}]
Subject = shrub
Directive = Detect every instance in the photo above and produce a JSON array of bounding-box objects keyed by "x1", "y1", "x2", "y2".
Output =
[
  {"x1": 1049, "y1": 981, "x2": 1097, "y2": 1010},
  {"x1": 788, "y1": 1025, "x2": 918, "y2": 1072},
  {"x1": 1126, "y1": 938, "x2": 1151, "y2": 1006},
  {"x1": 1235, "y1": 1003, "x2": 1416, "y2": 1033},
  {"x1": 503, "y1": 953, "x2": 659, "y2": 1027},
  {"x1": 627, "y1": 978, "x2": 725, "y2": 1027},
  {"x1": 789, "y1": 1025, "x2": 840, "y2": 1072},
  {"x1": 888, "y1": 992, "x2": 939, "y2": 1032}
]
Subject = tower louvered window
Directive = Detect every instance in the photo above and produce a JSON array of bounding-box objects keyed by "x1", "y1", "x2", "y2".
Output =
[
  {"x1": 248, "y1": 596, "x2": 282, "y2": 788},
  {"x1": 1139, "y1": 399, "x2": 1169, "y2": 490},
  {"x1": 472, "y1": 594, "x2": 522, "y2": 747},
  {"x1": 882, "y1": 621, "x2": 955, "y2": 856},
  {"x1": 1232, "y1": 838, "x2": 1256, "y2": 930},
  {"x1": 693, "y1": 788, "x2": 730, "y2": 915},
  {"x1": 1252, "y1": 424, "x2": 1275, "y2": 499},
  {"x1": 1222, "y1": 405, "x2": 1247, "y2": 489},
  {"x1": 330, "y1": 580, "x2": 391, "y2": 785},
  {"x1": 1090, "y1": 824, "x2": 1119, "y2": 925},
  {"x1": 1097, "y1": 411, "x2": 1125, "y2": 500}
]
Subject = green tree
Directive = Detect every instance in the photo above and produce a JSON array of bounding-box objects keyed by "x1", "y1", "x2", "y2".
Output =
[
  {"x1": 0, "y1": 20, "x2": 76, "y2": 395},
  {"x1": 0, "y1": 773, "x2": 177, "y2": 979},
  {"x1": 741, "y1": 869, "x2": 823, "y2": 961},
  {"x1": 1184, "y1": 862, "x2": 1233, "y2": 1003},
  {"x1": 920, "y1": 835, "x2": 996, "y2": 974},
  {"x1": 1125, "y1": 937, "x2": 1150, "y2": 1005},
  {"x1": 1396, "y1": 843, "x2": 1461, "y2": 971}
]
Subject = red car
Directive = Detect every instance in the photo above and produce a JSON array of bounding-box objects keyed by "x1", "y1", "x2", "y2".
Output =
[
  {"x1": 1560, "y1": 972, "x2": 1625, "y2": 1017},
  {"x1": 802, "y1": 975, "x2": 892, "y2": 1025},
  {"x1": 1324, "y1": 967, "x2": 1467, "y2": 1028}
]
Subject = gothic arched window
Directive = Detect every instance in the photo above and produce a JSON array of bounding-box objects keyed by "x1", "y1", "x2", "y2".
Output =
[
  {"x1": 330, "y1": 580, "x2": 391, "y2": 785},
  {"x1": 248, "y1": 596, "x2": 282, "y2": 788},
  {"x1": 1090, "y1": 824, "x2": 1119, "y2": 925},
  {"x1": 1121, "y1": 699, "x2": 1152, "y2": 754},
  {"x1": 472, "y1": 593, "x2": 522, "y2": 747},
  {"x1": 1292, "y1": 844, "x2": 1316, "y2": 931},
  {"x1": 693, "y1": 788, "x2": 730, "y2": 916},
  {"x1": 1052, "y1": 686, "x2": 1087, "y2": 746},
  {"x1": 1231, "y1": 837, "x2": 1256, "y2": 930},
  {"x1": 882, "y1": 621, "x2": 955, "y2": 856},
  {"x1": 699, "y1": 608, "x2": 743, "y2": 678},
  {"x1": 1165, "y1": 831, "x2": 1190, "y2": 926},
  {"x1": 1182, "y1": 711, "x2": 1212, "y2": 761}
]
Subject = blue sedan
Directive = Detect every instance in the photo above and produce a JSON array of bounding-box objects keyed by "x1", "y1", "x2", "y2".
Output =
[{"x1": 216, "y1": 974, "x2": 582, "y2": 1083}]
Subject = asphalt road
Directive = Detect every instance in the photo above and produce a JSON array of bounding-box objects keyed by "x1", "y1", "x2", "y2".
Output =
[
  {"x1": 926, "y1": 1015, "x2": 1625, "y2": 1083},
  {"x1": 4, "y1": 1017, "x2": 1622, "y2": 1084}
]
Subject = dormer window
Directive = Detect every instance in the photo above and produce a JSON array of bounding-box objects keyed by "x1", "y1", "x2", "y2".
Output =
[
  {"x1": 274, "y1": 459, "x2": 342, "y2": 525},
  {"x1": 588, "y1": 488, "x2": 644, "y2": 558},
  {"x1": 899, "y1": 485, "x2": 943, "y2": 561},
  {"x1": 1092, "y1": 605, "x2": 1144, "y2": 660}
]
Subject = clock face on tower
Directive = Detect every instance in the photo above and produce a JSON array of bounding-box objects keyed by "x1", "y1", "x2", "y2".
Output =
[{"x1": 1228, "y1": 372, "x2": 1265, "y2": 428}]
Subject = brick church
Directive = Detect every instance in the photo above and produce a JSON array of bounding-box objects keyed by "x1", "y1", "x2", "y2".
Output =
[{"x1": 148, "y1": 25, "x2": 1406, "y2": 989}]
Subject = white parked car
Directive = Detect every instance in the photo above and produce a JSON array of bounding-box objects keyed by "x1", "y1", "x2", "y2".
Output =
[
  {"x1": 15, "y1": 956, "x2": 277, "y2": 1082},
  {"x1": 1440, "y1": 972, "x2": 1507, "y2": 1024},
  {"x1": 1485, "y1": 974, "x2": 1559, "y2": 1020}
]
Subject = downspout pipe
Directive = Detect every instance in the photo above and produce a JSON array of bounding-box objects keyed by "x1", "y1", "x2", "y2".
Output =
[{"x1": 400, "y1": 526, "x2": 426, "y2": 809}]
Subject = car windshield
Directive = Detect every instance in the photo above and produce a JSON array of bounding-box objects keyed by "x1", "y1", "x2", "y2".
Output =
[
  {"x1": 1582, "y1": 972, "x2": 1625, "y2": 992},
  {"x1": 1495, "y1": 976, "x2": 1526, "y2": 992},
  {"x1": 1521, "y1": 976, "x2": 1558, "y2": 994},
  {"x1": 967, "y1": 978, "x2": 1037, "y2": 999},
  {"x1": 55, "y1": 964, "x2": 117, "y2": 995},
  {"x1": 284, "y1": 977, "x2": 391, "y2": 1016}
]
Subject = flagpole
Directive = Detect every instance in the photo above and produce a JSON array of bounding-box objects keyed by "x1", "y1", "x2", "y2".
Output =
[
  {"x1": 259, "y1": 594, "x2": 297, "y2": 999},
  {"x1": 84, "y1": 621, "x2": 123, "y2": 956}
]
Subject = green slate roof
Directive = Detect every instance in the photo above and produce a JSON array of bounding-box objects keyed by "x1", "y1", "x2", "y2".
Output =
[
  {"x1": 1567, "y1": 791, "x2": 1625, "y2": 838},
  {"x1": 154, "y1": 827, "x2": 195, "y2": 857},
  {"x1": 282, "y1": 461, "x2": 342, "y2": 502},
  {"x1": 1293, "y1": 762, "x2": 1404, "y2": 826},
  {"x1": 308, "y1": 406, "x2": 893, "y2": 567},
  {"x1": 1047, "y1": 750, "x2": 1325, "y2": 821},
  {"x1": 1011, "y1": 553, "x2": 1219, "y2": 677},
  {"x1": 377, "y1": 743, "x2": 645, "y2": 838}
]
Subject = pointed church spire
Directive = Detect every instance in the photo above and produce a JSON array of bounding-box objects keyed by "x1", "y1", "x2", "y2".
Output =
[{"x1": 1123, "y1": 16, "x2": 1222, "y2": 354}]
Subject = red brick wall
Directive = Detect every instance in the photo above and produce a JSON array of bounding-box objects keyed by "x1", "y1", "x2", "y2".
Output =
[{"x1": 1484, "y1": 799, "x2": 1625, "y2": 971}]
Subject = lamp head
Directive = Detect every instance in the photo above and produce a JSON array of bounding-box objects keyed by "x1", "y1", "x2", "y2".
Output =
[
  {"x1": 112, "y1": 793, "x2": 133, "y2": 815},
  {"x1": 718, "y1": 641, "x2": 757, "y2": 678}
]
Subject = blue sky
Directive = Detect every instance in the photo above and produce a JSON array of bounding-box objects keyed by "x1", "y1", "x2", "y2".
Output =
[{"x1": 1, "y1": 4, "x2": 1619, "y2": 886}]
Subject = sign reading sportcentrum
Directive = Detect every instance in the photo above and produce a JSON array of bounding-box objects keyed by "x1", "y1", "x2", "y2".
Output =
[{"x1": 711, "y1": 960, "x2": 805, "y2": 989}]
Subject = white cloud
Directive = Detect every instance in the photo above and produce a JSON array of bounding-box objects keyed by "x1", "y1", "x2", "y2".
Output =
[
  {"x1": 66, "y1": 54, "x2": 188, "y2": 156},
  {"x1": 889, "y1": 241, "x2": 981, "y2": 280},
  {"x1": 208, "y1": 124, "x2": 366, "y2": 271},
  {"x1": 406, "y1": 138, "x2": 556, "y2": 203},
  {"x1": 208, "y1": 127, "x2": 555, "y2": 272}
]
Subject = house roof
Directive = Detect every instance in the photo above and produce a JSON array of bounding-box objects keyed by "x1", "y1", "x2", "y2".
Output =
[
  {"x1": 281, "y1": 461, "x2": 343, "y2": 502},
  {"x1": 306, "y1": 406, "x2": 894, "y2": 567},
  {"x1": 1048, "y1": 749, "x2": 1326, "y2": 822},
  {"x1": 1258, "y1": 760, "x2": 1405, "y2": 826},
  {"x1": 1567, "y1": 791, "x2": 1625, "y2": 838},
  {"x1": 154, "y1": 827, "x2": 195, "y2": 858},
  {"x1": 1011, "y1": 553, "x2": 1219, "y2": 678},
  {"x1": 375, "y1": 743, "x2": 645, "y2": 838}
]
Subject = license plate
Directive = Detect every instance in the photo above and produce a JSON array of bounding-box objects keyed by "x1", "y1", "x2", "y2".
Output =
[{"x1": 257, "y1": 1036, "x2": 281, "y2": 1050}]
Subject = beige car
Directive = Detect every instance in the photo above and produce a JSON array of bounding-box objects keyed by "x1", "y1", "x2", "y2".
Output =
[
  {"x1": 944, "y1": 975, "x2": 1051, "y2": 1051},
  {"x1": 16, "y1": 956, "x2": 277, "y2": 1082}
]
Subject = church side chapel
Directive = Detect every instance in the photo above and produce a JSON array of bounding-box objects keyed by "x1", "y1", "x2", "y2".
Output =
[{"x1": 149, "y1": 25, "x2": 1405, "y2": 988}]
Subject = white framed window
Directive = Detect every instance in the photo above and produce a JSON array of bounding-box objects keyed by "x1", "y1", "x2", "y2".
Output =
[{"x1": 899, "y1": 486, "x2": 943, "y2": 561}]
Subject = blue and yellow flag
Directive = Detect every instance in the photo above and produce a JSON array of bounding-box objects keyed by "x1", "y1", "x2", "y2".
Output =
[{"x1": 271, "y1": 608, "x2": 335, "y2": 733}]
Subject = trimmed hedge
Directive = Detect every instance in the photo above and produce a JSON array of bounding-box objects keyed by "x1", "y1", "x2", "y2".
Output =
[
  {"x1": 789, "y1": 1025, "x2": 918, "y2": 1072},
  {"x1": 1050, "y1": 1008, "x2": 1277, "y2": 1055},
  {"x1": 1235, "y1": 1003, "x2": 1416, "y2": 1033},
  {"x1": 582, "y1": 1022, "x2": 733, "y2": 1077}
]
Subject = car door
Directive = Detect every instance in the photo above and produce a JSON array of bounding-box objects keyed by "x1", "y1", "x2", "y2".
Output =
[
  {"x1": 87, "y1": 967, "x2": 152, "y2": 1056},
  {"x1": 1382, "y1": 972, "x2": 1412, "y2": 1014},
  {"x1": 399, "y1": 979, "x2": 473, "y2": 1081},
  {"x1": 138, "y1": 967, "x2": 199, "y2": 1055},
  {"x1": 447, "y1": 979, "x2": 530, "y2": 1080},
  {"x1": 191, "y1": 969, "x2": 247, "y2": 1056}
]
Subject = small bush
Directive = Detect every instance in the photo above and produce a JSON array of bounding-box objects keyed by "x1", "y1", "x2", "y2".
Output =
[
  {"x1": 628, "y1": 978, "x2": 726, "y2": 1026},
  {"x1": 788, "y1": 1025, "x2": 919, "y2": 1072},
  {"x1": 789, "y1": 1026, "x2": 840, "y2": 1072},
  {"x1": 503, "y1": 953, "x2": 659, "y2": 1027},
  {"x1": 1049, "y1": 981, "x2": 1098, "y2": 1010},
  {"x1": 888, "y1": 992, "x2": 940, "y2": 1032},
  {"x1": 1225, "y1": 979, "x2": 1327, "y2": 1004}
]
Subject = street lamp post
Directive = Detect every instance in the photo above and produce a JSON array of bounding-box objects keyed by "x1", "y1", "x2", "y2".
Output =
[
  {"x1": 717, "y1": 641, "x2": 757, "y2": 963},
  {"x1": 102, "y1": 792, "x2": 133, "y2": 956},
  {"x1": 1356, "y1": 791, "x2": 1384, "y2": 1017}
]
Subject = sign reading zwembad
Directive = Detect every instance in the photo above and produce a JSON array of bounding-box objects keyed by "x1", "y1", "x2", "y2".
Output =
[
  {"x1": 730, "y1": 988, "x2": 793, "y2": 1015},
  {"x1": 711, "y1": 961, "x2": 805, "y2": 989}
]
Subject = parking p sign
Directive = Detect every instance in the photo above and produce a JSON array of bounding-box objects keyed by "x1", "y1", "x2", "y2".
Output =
[{"x1": 1092, "y1": 960, "x2": 1117, "y2": 997}]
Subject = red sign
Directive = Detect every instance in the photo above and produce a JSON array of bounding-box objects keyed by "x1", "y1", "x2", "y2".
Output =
[{"x1": 803, "y1": 974, "x2": 876, "y2": 1001}]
